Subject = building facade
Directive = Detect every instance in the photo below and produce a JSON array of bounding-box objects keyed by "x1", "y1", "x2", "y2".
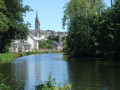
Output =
[{"x1": 10, "y1": 12, "x2": 40, "y2": 52}]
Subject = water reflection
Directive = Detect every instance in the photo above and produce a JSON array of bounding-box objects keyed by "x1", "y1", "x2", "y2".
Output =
[
  {"x1": 66, "y1": 57, "x2": 120, "y2": 90},
  {"x1": 11, "y1": 54, "x2": 69, "y2": 90},
  {"x1": 0, "y1": 53, "x2": 120, "y2": 90}
]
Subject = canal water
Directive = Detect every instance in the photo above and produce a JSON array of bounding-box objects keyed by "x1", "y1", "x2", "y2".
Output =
[{"x1": 0, "y1": 53, "x2": 120, "y2": 90}]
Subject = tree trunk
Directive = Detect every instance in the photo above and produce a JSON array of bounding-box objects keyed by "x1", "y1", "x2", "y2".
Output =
[
  {"x1": 99, "y1": 0, "x2": 101, "y2": 15},
  {"x1": 111, "y1": 0, "x2": 112, "y2": 9},
  {"x1": 83, "y1": 8, "x2": 85, "y2": 16}
]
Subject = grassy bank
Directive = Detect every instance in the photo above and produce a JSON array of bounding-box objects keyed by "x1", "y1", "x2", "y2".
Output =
[{"x1": 0, "y1": 50, "x2": 62, "y2": 63}]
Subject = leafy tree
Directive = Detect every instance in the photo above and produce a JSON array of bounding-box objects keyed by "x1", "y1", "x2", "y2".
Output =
[
  {"x1": 62, "y1": 0, "x2": 105, "y2": 56},
  {"x1": 39, "y1": 35, "x2": 60, "y2": 50},
  {"x1": 63, "y1": 0, "x2": 120, "y2": 59},
  {"x1": 0, "y1": 0, "x2": 32, "y2": 53},
  {"x1": 62, "y1": 36, "x2": 67, "y2": 52},
  {"x1": 62, "y1": 0, "x2": 105, "y2": 29},
  {"x1": 39, "y1": 40, "x2": 52, "y2": 50},
  {"x1": 112, "y1": 0, "x2": 120, "y2": 58},
  {"x1": 49, "y1": 35, "x2": 60, "y2": 42},
  {"x1": 66, "y1": 16, "x2": 92, "y2": 56},
  {"x1": 0, "y1": 0, "x2": 9, "y2": 32},
  {"x1": 0, "y1": 12, "x2": 9, "y2": 32}
]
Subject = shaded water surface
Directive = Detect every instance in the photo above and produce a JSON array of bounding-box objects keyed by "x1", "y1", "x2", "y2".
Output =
[{"x1": 0, "y1": 53, "x2": 120, "y2": 90}]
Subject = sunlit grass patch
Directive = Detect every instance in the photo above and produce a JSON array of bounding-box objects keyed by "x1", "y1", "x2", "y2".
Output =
[{"x1": 0, "y1": 50, "x2": 62, "y2": 63}]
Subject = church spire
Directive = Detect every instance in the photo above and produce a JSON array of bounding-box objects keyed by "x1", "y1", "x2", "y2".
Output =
[
  {"x1": 35, "y1": 11, "x2": 40, "y2": 31},
  {"x1": 36, "y1": 11, "x2": 38, "y2": 19}
]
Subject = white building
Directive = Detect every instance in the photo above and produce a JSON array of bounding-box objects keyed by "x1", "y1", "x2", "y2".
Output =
[{"x1": 10, "y1": 12, "x2": 41, "y2": 52}]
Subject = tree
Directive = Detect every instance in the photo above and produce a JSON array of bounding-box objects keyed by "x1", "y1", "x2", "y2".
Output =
[
  {"x1": 93, "y1": 0, "x2": 120, "y2": 58},
  {"x1": 99, "y1": 0, "x2": 102, "y2": 15},
  {"x1": 63, "y1": 0, "x2": 120, "y2": 59},
  {"x1": 66, "y1": 16, "x2": 92, "y2": 56},
  {"x1": 112, "y1": 0, "x2": 120, "y2": 58},
  {"x1": 49, "y1": 35, "x2": 60, "y2": 42},
  {"x1": 111, "y1": 0, "x2": 112, "y2": 9},
  {"x1": 0, "y1": 0, "x2": 9, "y2": 32},
  {"x1": 62, "y1": 0, "x2": 105, "y2": 29},
  {"x1": 0, "y1": 0, "x2": 32, "y2": 53},
  {"x1": 39, "y1": 40, "x2": 52, "y2": 50},
  {"x1": 0, "y1": 0, "x2": 9, "y2": 52}
]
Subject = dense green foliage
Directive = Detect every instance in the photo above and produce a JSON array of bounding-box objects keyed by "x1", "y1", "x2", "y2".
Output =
[
  {"x1": 63, "y1": 0, "x2": 120, "y2": 59},
  {"x1": 0, "y1": 0, "x2": 32, "y2": 53},
  {"x1": 67, "y1": 16, "x2": 93, "y2": 56},
  {"x1": 39, "y1": 40, "x2": 52, "y2": 50},
  {"x1": 49, "y1": 35, "x2": 60, "y2": 43},
  {"x1": 0, "y1": 0, "x2": 9, "y2": 33},
  {"x1": 62, "y1": 0, "x2": 105, "y2": 28},
  {"x1": 0, "y1": 76, "x2": 12, "y2": 90},
  {"x1": 39, "y1": 35, "x2": 60, "y2": 50}
]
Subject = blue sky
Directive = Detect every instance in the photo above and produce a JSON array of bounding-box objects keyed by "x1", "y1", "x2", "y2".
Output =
[{"x1": 23, "y1": 0, "x2": 111, "y2": 32}]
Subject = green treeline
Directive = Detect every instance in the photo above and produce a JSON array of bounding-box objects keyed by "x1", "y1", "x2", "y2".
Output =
[
  {"x1": 63, "y1": 0, "x2": 120, "y2": 59},
  {"x1": 39, "y1": 35, "x2": 60, "y2": 50},
  {"x1": 0, "y1": 0, "x2": 32, "y2": 53}
]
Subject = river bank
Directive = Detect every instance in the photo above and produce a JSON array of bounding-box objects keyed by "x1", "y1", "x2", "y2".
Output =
[{"x1": 0, "y1": 50, "x2": 62, "y2": 63}]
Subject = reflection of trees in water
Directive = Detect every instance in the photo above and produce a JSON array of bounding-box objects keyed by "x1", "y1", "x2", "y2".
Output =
[
  {"x1": 66, "y1": 56, "x2": 120, "y2": 90},
  {"x1": 0, "y1": 62, "x2": 13, "y2": 87},
  {"x1": 11, "y1": 57, "x2": 28, "y2": 89},
  {"x1": 11, "y1": 54, "x2": 69, "y2": 89},
  {"x1": 11, "y1": 55, "x2": 41, "y2": 90},
  {"x1": 2, "y1": 54, "x2": 120, "y2": 90}
]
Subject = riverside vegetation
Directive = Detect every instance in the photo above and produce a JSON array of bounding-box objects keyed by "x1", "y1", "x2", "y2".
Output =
[
  {"x1": 0, "y1": 73, "x2": 72, "y2": 90},
  {"x1": 35, "y1": 73, "x2": 71, "y2": 90},
  {"x1": 0, "y1": 76, "x2": 12, "y2": 90},
  {"x1": 0, "y1": 50, "x2": 62, "y2": 63},
  {"x1": 62, "y1": 0, "x2": 120, "y2": 59},
  {"x1": 0, "y1": 0, "x2": 32, "y2": 53}
]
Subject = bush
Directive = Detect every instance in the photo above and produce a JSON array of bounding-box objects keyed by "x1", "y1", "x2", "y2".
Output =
[
  {"x1": 0, "y1": 75, "x2": 13, "y2": 90},
  {"x1": 35, "y1": 73, "x2": 72, "y2": 90}
]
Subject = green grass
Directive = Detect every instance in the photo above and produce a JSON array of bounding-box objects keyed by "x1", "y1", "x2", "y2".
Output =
[
  {"x1": 0, "y1": 53, "x2": 20, "y2": 62},
  {"x1": 0, "y1": 50, "x2": 63, "y2": 63}
]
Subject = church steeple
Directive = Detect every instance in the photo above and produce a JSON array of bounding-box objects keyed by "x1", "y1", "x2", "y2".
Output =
[
  {"x1": 35, "y1": 11, "x2": 40, "y2": 31},
  {"x1": 36, "y1": 11, "x2": 38, "y2": 20}
]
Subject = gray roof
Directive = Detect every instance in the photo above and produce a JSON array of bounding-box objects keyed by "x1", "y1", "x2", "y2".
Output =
[
  {"x1": 18, "y1": 42, "x2": 31, "y2": 47},
  {"x1": 29, "y1": 30, "x2": 37, "y2": 36},
  {"x1": 29, "y1": 30, "x2": 43, "y2": 37},
  {"x1": 52, "y1": 41, "x2": 63, "y2": 46}
]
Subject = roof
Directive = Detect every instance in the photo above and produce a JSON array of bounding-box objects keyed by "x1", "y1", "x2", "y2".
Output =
[
  {"x1": 29, "y1": 30, "x2": 37, "y2": 36},
  {"x1": 29, "y1": 32, "x2": 39, "y2": 41},
  {"x1": 52, "y1": 41, "x2": 63, "y2": 46},
  {"x1": 14, "y1": 42, "x2": 31, "y2": 47}
]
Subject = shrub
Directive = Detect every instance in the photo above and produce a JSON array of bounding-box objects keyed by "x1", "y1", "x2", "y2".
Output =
[
  {"x1": 0, "y1": 75, "x2": 13, "y2": 90},
  {"x1": 35, "y1": 73, "x2": 71, "y2": 90}
]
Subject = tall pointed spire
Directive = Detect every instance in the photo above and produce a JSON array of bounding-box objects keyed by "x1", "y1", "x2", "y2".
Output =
[
  {"x1": 35, "y1": 11, "x2": 40, "y2": 31},
  {"x1": 36, "y1": 11, "x2": 38, "y2": 19}
]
